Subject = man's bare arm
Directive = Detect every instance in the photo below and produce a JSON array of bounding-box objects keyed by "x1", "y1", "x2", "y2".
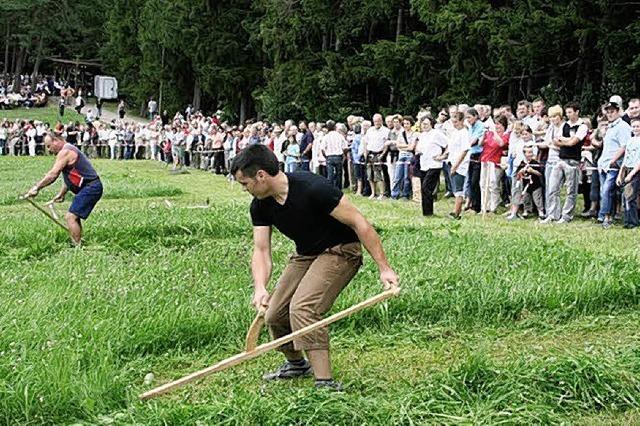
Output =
[
  {"x1": 330, "y1": 196, "x2": 398, "y2": 288},
  {"x1": 251, "y1": 226, "x2": 273, "y2": 309},
  {"x1": 35, "y1": 150, "x2": 74, "y2": 190}
]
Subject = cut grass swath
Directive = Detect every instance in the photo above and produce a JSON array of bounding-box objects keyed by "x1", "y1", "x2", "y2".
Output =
[{"x1": 139, "y1": 287, "x2": 400, "y2": 400}]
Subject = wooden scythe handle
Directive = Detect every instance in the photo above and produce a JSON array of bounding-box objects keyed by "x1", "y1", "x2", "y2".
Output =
[
  {"x1": 22, "y1": 196, "x2": 69, "y2": 231},
  {"x1": 244, "y1": 308, "x2": 266, "y2": 352},
  {"x1": 139, "y1": 287, "x2": 400, "y2": 400}
]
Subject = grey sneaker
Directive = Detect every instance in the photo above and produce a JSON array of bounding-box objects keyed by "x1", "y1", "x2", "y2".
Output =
[
  {"x1": 315, "y1": 379, "x2": 344, "y2": 392},
  {"x1": 263, "y1": 360, "x2": 313, "y2": 381}
]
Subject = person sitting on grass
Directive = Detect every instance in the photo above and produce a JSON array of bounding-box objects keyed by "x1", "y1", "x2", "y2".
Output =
[
  {"x1": 506, "y1": 146, "x2": 544, "y2": 220},
  {"x1": 616, "y1": 117, "x2": 640, "y2": 228}
]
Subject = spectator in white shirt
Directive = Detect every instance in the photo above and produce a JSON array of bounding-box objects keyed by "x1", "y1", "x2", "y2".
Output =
[
  {"x1": 322, "y1": 120, "x2": 348, "y2": 189},
  {"x1": 26, "y1": 123, "x2": 37, "y2": 157},
  {"x1": 447, "y1": 112, "x2": 471, "y2": 218},
  {"x1": 415, "y1": 115, "x2": 448, "y2": 216},
  {"x1": 364, "y1": 113, "x2": 389, "y2": 199}
]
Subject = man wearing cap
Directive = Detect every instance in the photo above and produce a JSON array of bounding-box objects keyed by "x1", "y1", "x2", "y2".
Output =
[
  {"x1": 24, "y1": 133, "x2": 103, "y2": 245},
  {"x1": 598, "y1": 101, "x2": 632, "y2": 229}
]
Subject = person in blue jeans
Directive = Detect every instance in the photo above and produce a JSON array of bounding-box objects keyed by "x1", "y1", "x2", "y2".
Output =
[
  {"x1": 598, "y1": 101, "x2": 632, "y2": 229},
  {"x1": 323, "y1": 121, "x2": 348, "y2": 189},
  {"x1": 391, "y1": 116, "x2": 417, "y2": 199},
  {"x1": 616, "y1": 117, "x2": 640, "y2": 228},
  {"x1": 350, "y1": 124, "x2": 365, "y2": 195},
  {"x1": 284, "y1": 136, "x2": 300, "y2": 173}
]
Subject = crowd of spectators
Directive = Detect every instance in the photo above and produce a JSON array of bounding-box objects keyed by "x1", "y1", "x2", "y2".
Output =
[
  {"x1": 0, "y1": 74, "x2": 80, "y2": 109},
  {"x1": 4, "y1": 94, "x2": 640, "y2": 229}
]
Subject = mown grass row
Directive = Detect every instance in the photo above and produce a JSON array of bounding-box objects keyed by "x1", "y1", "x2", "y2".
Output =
[{"x1": 1, "y1": 157, "x2": 639, "y2": 424}]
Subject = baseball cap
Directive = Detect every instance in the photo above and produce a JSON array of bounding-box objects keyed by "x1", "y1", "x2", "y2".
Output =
[{"x1": 609, "y1": 95, "x2": 623, "y2": 107}]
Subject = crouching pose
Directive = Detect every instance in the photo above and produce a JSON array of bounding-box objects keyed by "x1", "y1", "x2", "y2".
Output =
[{"x1": 231, "y1": 144, "x2": 398, "y2": 391}]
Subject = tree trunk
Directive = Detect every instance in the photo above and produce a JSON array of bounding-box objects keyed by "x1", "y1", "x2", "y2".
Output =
[
  {"x1": 3, "y1": 24, "x2": 9, "y2": 76},
  {"x1": 388, "y1": 5, "x2": 404, "y2": 108},
  {"x1": 158, "y1": 46, "x2": 165, "y2": 113},
  {"x1": 368, "y1": 21, "x2": 375, "y2": 43},
  {"x1": 31, "y1": 36, "x2": 44, "y2": 82},
  {"x1": 322, "y1": 32, "x2": 327, "y2": 51},
  {"x1": 12, "y1": 47, "x2": 26, "y2": 93},
  {"x1": 239, "y1": 92, "x2": 247, "y2": 125},
  {"x1": 10, "y1": 42, "x2": 16, "y2": 74},
  {"x1": 396, "y1": 6, "x2": 404, "y2": 41},
  {"x1": 365, "y1": 82, "x2": 370, "y2": 109},
  {"x1": 192, "y1": 78, "x2": 201, "y2": 111},
  {"x1": 601, "y1": 43, "x2": 609, "y2": 93},
  {"x1": 335, "y1": 33, "x2": 341, "y2": 52}
]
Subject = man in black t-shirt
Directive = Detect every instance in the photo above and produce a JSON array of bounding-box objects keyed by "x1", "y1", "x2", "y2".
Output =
[
  {"x1": 544, "y1": 102, "x2": 587, "y2": 223},
  {"x1": 231, "y1": 144, "x2": 398, "y2": 391}
]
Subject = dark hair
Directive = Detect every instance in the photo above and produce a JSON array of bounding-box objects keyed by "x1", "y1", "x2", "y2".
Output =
[
  {"x1": 631, "y1": 117, "x2": 640, "y2": 124},
  {"x1": 565, "y1": 101, "x2": 580, "y2": 112},
  {"x1": 421, "y1": 115, "x2": 436, "y2": 127},
  {"x1": 466, "y1": 108, "x2": 479, "y2": 118},
  {"x1": 230, "y1": 144, "x2": 279, "y2": 178},
  {"x1": 353, "y1": 124, "x2": 362, "y2": 134},
  {"x1": 402, "y1": 115, "x2": 415, "y2": 125},
  {"x1": 496, "y1": 115, "x2": 509, "y2": 130},
  {"x1": 326, "y1": 120, "x2": 336, "y2": 131},
  {"x1": 454, "y1": 112, "x2": 465, "y2": 121}
]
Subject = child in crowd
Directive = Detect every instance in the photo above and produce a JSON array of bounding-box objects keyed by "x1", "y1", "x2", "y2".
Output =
[
  {"x1": 506, "y1": 146, "x2": 544, "y2": 220},
  {"x1": 616, "y1": 117, "x2": 640, "y2": 228}
]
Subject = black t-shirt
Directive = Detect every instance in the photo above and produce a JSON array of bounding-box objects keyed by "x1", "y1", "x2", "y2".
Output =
[
  {"x1": 559, "y1": 122, "x2": 583, "y2": 161},
  {"x1": 299, "y1": 131, "x2": 314, "y2": 160},
  {"x1": 250, "y1": 172, "x2": 359, "y2": 256},
  {"x1": 516, "y1": 159, "x2": 542, "y2": 192},
  {"x1": 66, "y1": 127, "x2": 77, "y2": 145},
  {"x1": 622, "y1": 113, "x2": 631, "y2": 125}
]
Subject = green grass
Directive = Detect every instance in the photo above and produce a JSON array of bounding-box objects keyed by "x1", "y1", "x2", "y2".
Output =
[
  {"x1": 0, "y1": 104, "x2": 84, "y2": 125},
  {"x1": 1, "y1": 157, "x2": 639, "y2": 424}
]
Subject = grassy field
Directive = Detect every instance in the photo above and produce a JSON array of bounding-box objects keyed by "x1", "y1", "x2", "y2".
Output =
[
  {"x1": 1, "y1": 157, "x2": 639, "y2": 425},
  {"x1": 0, "y1": 105, "x2": 84, "y2": 125}
]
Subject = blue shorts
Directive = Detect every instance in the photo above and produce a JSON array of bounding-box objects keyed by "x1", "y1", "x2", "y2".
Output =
[
  {"x1": 353, "y1": 163, "x2": 364, "y2": 180},
  {"x1": 69, "y1": 180, "x2": 103, "y2": 220},
  {"x1": 452, "y1": 173, "x2": 466, "y2": 197}
]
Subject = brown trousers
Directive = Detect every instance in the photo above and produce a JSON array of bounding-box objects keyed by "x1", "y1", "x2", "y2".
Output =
[{"x1": 265, "y1": 242, "x2": 363, "y2": 352}]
